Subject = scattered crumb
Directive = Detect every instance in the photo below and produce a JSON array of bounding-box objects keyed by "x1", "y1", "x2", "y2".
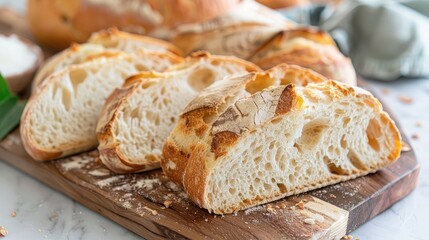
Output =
[
  {"x1": 296, "y1": 200, "x2": 305, "y2": 210},
  {"x1": 204, "y1": 218, "x2": 209, "y2": 222},
  {"x1": 88, "y1": 169, "x2": 110, "y2": 177},
  {"x1": 399, "y1": 95, "x2": 413, "y2": 104},
  {"x1": 401, "y1": 141, "x2": 411, "y2": 152},
  {"x1": 49, "y1": 211, "x2": 58, "y2": 221},
  {"x1": 303, "y1": 218, "x2": 315, "y2": 225},
  {"x1": 416, "y1": 120, "x2": 424, "y2": 127},
  {"x1": 143, "y1": 206, "x2": 158, "y2": 216},
  {"x1": 380, "y1": 88, "x2": 390, "y2": 95},
  {"x1": 329, "y1": 193, "x2": 337, "y2": 198},
  {"x1": 278, "y1": 203, "x2": 287, "y2": 209},
  {"x1": 163, "y1": 200, "x2": 173, "y2": 208},
  {"x1": 289, "y1": 206, "x2": 296, "y2": 211},
  {"x1": 341, "y1": 235, "x2": 353, "y2": 240},
  {"x1": 313, "y1": 214, "x2": 325, "y2": 223},
  {"x1": 10, "y1": 211, "x2": 16, "y2": 218},
  {"x1": 0, "y1": 226, "x2": 8, "y2": 237},
  {"x1": 266, "y1": 204, "x2": 277, "y2": 214},
  {"x1": 411, "y1": 133, "x2": 420, "y2": 140}
]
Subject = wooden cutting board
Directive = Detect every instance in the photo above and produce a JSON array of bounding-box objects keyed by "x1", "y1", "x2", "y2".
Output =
[
  {"x1": 0, "y1": 7, "x2": 420, "y2": 240},
  {"x1": 0, "y1": 110, "x2": 419, "y2": 239}
]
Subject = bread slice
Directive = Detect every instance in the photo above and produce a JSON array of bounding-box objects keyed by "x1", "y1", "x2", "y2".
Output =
[
  {"x1": 161, "y1": 64, "x2": 401, "y2": 214},
  {"x1": 96, "y1": 52, "x2": 260, "y2": 173},
  {"x1": 32, "y1": 28, "x2": 182, "y2": 89},
  {"x1": 21, "y1": 52, "x2": 182, "y2": 161},
  {"x1": 250, "y1": 28, "x2": 356, "y2": 85}
]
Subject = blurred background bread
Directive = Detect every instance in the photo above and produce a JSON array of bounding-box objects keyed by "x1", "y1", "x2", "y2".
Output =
[
  {"x1": 27, "y1": 0, "x2": 240, "y2": 50},
  {"x1": 256, "y1": 0, "x2": 309, "y2": 9}
]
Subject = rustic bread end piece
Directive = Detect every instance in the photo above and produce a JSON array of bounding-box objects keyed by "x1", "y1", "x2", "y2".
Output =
[
  {"x1": 96, "y1": 52, "x2": 260, "y2": 173},
  {"x1": 251, "y1": 28, "x2": 356, "y2": 86},
  {"x1": 21, "y1": 52, "x2": 180, "y2": 161},
  {"x1": 162, "y1": 64, "x2": 401, "y2": 214}
]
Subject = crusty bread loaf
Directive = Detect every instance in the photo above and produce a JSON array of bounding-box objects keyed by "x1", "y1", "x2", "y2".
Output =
[
  {"x1": 27, "y1": 0, "x2": 240, "y2": 50},
  {"x1": 21, "y1": 52, "x2": 182, "y2": 161},
  {"x1": 32, "y1": 29, "x2": 182, "y2": 90},
  {"x1": 250, "y1": 28, "x2": 356, "y2": 85},
  {"x1": 96, "y1": 52, "x2": 260, "y2": 173},
  {"x1": 172, "y1": 0, "x2": 295, "y2": 59},
  {"x1": 161, "y1": 64, "x2": 401, "y2": 214}
]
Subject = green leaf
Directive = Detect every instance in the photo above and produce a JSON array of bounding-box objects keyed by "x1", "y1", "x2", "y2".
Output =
[
  {"x1": 0, "y1": 73, "x2": 11, "y2": 101},
  {"x1": 0, "y1": 95, "x2": 18, "y2": 118},
  {"x1": 0, "y1": 101, "x2": 26, "y2": 141}
]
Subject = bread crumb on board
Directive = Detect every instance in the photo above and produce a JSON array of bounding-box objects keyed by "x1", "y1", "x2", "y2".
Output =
[
  {"x1": 303, "y1": 218, "x2": 315, "y2": 225},
  {"x1": 143, "y1": 206, "x2": 158, "y2": 216},
  {"x1": 399, "y1": 95, "x2": 413, "y2": 104},
  {"x1": 401, "y1": 141, "x2": 411, "y2": 152},
  {"x1": 296, "y1": 200, "x2": 305, "y2": 210},
  {"x1": 0, "y1": 226, "x2": 8, "y2": 237},
  {"x1": 10, "y1": 211, "x2": 16, "y2": 218},
  {"x1": 163, "y1": 200, "x2": 173, "y2": 208}
]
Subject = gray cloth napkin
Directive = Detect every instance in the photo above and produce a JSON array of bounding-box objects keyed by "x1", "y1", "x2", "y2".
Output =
[{"x1": 279, "y1": 0, "x2": 429, "y2": 81}]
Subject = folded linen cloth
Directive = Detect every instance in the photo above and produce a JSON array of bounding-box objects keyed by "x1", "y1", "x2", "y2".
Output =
[{"x1": 279, "y1": 0, "x2": 429, "y2": 80}]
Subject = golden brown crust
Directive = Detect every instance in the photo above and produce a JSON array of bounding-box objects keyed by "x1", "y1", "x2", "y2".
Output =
[
  {"x1": 89, "y1": 27, "x2": 183, "y2": 56},
  {"x1": 27, "y1": 0, "x2": 240, "y2": 50}
]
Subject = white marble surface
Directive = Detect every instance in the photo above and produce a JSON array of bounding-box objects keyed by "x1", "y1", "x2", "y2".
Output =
[{"x1": 1, "y1": 2, "x2": 429, "y2": 240}]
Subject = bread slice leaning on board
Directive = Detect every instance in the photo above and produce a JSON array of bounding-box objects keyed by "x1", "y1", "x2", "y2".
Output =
[
  {"x1": 96, "y1": 52, "x2": 260, "y2": 173},
  {"x1": 33, "y1": 28, "x2": 182, "y2": 89},
  {"x1": 21, "y1": 52, "x2": 182, "y2": 161},
  {"x1": 161, "y1": 64, "x2": 401, "y2": 214}
]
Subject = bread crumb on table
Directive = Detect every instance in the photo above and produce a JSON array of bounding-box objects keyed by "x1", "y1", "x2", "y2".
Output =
[
  {"x1": 0, "y1": 226, "x2": 8, "y2": 237},
  {"x1": 416, "y1": 120, "x2": 424, "y2": 127},
  {"x1": 266, "y1": 204, "x2": 277, "y2": 214},
  {"x1": 381, "y1": 88, "x2": 390, "y2": 95},
  {"x1": 329, "y1": 193, "x2": 337, "y2": 198},
  {"x1": 399, "y1": 95, "x2": 413, "y2": 104},
  {"x1": 10, "y1": 211, "x2": 16, "y2": 218},
  {"x1": 411, "y1": 133, "x2": 420, "y2": 140}
]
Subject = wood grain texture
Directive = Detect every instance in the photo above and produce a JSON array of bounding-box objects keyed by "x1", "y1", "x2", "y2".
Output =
[{"x1": 0, "y1": 111, "x2": 419, "y2": 239}]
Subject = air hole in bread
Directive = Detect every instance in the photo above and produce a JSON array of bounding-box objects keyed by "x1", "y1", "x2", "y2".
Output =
[
  {"x1": 366, "y1": 118, "x2": 381, "y2": 151},
  {"x1": 188, "y1": 68, "x2": 216, "y2": 92},
  {"x1": 245, "y1": 74, "x2": 277, "y2": 94},
  {"x1": 323, "y1": 156, "x2": 347, "y2": 175},
  {"x1": 296, "y1": 120, "x2": 328, "y2": 151},
  {"x1": 271, "y1": 117, "x2": 282, "y2": 124},
  {"x1": 69, "y1": 68, "x2": 87, "y2": 93},
  {"x1": 347, "y1": 150, "x2": 368, "y2": 171},
  {"x1": 277, "y1": 183, "x2": 287, "y2": 193},
  {"x1": 61, "y1": 88, "x2": 72, "y2": 111},
  {"x1": 343, "y1": 117, "x2": 351, "y2": 127},
  {"x1": 265, "y1": 162, "x2": 273, "y2": 171},
  {"x1": 341, "y1": 135, "x2": 347, "y2": 148},
  {"x1": 229, "y1": 188, "x2": 236, "y2": 194},
  {"x1": 254, "y1": 156, "x2": 262, "y2": 164},
  {"x1": 135, "y1": 64, "x2": 149, "y2": 72}
]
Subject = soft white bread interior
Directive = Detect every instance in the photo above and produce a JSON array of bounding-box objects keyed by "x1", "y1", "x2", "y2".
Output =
[
  {"x1": 161, "y1": 64, "x2": 401, "y2": 214},
  {"x1": 21, "y1": 52, "x2": 181, "y2": 161},
  {"x1": 96, "y1": 52, "x2": 260, "y2": 173},
  {"x1": 32, "y1": 28, "x2": 182, "y2": 90}
]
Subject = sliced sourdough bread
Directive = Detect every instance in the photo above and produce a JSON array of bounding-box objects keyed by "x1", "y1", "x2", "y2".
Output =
[
  {"x1": 96, "y1": 52, "x2": 260, "y2": 173},
  {"x1": 161, "y1": 64, "x2": 401, "y2": 214},
  {"x1": 21, "y1": 52, "x2": 182, "y2": 161},
  {"x1": 32, "y1": 28, "x2": 182, "y2": 89}
]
